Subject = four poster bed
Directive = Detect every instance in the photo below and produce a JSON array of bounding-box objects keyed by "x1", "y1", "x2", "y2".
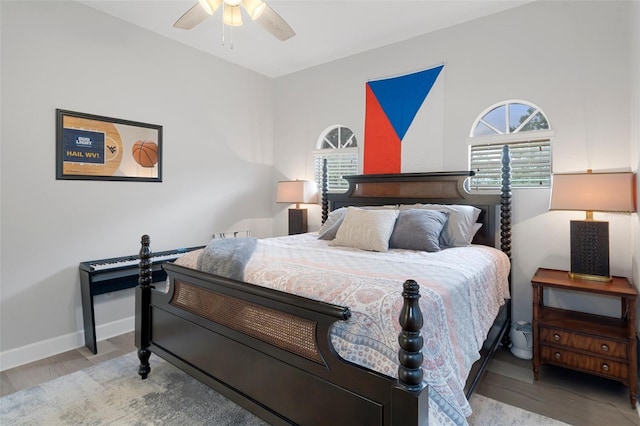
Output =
[{"x1": 135, "y1": 147, "x2": 513, "y2": 426}]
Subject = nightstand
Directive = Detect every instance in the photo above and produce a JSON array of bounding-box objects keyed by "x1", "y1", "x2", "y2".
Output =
[{"x1": 531, "y1": 268, "x2": 637, "y2": 409}]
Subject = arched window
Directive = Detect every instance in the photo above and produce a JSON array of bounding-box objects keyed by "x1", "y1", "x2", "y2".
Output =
[
  {"x1": 468, "y1": 100, "x2": 553, "y2": 190},
  {"x1": 313, "y1": 125, "x2": 358, "y2": 193}
]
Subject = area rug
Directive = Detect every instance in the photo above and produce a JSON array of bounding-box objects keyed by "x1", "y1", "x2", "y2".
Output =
[
  {"x1": 467, "y1": 394, "x2": 569, "y2": 425},
  {"x1": 0, "y1": 352, "x2": 568, "y2": 425}
]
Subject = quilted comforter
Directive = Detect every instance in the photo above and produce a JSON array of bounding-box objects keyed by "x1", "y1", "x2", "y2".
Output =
[{"x1": 174, "y1": 233, "x2": 510, "y2": 426}]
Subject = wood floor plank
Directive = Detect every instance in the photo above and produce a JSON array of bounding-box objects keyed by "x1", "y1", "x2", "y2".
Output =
[
  {"x1": 477, "y1": 348, "x2": 639, "y2": 426},
  {"x1": 0, "y1": 332, "x2": 135, "y2": 397},
  {"x1": 0, "y1": 371, "x2": 17, "y2": 397}
]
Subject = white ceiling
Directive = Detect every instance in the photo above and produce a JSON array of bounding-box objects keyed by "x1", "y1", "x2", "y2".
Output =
[{"x1": 78, "y1": 0, "x2": 535, "y2": 78}]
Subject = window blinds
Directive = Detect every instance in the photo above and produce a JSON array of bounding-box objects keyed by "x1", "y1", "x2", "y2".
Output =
[
  {"x1": 313, "y1": 149, "x2": 358, "y2": 193},
  {"x1": 469, "y1": 140, "x2": 551, "y2": 190}
]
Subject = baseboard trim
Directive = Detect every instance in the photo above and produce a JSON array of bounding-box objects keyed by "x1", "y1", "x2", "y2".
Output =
[{"x1": 0, "y1": 316, "x2": 134, "y2": 372}]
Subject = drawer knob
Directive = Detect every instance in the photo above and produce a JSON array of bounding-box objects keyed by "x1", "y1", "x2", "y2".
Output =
[
  {"x1": 554, "y1": 352, "x2": 561, "y2": 359},
  {"x1": 601, "y1": 344, "x2": 609, "y2": 352},
  {"x1": 602, "y1": 363, "x2": 609, "y2": 372},
  {"x1": 553, "y1": 334, "x2": 560, "y2": 341}
]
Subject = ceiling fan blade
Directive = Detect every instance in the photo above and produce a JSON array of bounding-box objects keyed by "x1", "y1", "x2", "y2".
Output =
[
  {"x1": 255, "y1": 4, "x2": 295, "y2": 41},
  {"x1": 173, "y1": 3, "x2": 210, "y2": 30}
]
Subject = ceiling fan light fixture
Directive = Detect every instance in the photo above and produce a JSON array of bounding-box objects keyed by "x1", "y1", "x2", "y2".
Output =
[
  {"x1": 223, "y1": 4, "x2": 243, "y2": 26},
  {"x1": 198, "y1": 0, "x2": 222, "y2": 15},
  {"x1": 174, "y1": 0, "x2": 295, "y2": 41},
  {"x1": 242, "y1": 0, "x2": 266, "y2": 20}
]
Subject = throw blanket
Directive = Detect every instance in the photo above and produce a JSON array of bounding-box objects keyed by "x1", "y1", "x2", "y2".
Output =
[{"x1": 196, "y1": 237, "x2": 257, "y2": 281}]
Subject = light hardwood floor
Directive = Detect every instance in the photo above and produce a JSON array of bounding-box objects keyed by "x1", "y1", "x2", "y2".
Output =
[
  {"x1": 478, "y1": 348, "x2": 639, "y2": 426},
  {"x1": 1, "y1": 333, "x2": 639, "y2": 425},
  {"x1": 0, "y1": 333, "x2": 134, "y2": 398}
]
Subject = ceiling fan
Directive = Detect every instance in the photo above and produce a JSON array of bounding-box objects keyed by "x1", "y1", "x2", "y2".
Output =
[{"x1": 174, "y1": 0, "x2": 296, "y2": 42}]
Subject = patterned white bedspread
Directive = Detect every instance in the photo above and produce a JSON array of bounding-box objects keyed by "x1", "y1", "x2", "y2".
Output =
[{"x1": 175, "y1": 233, "x2": 510, "y2": 426}]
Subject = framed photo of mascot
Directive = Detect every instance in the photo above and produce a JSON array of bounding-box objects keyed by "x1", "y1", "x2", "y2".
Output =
[{"x1": 56, "y1": 109, "x2": 162, "y2": 182}]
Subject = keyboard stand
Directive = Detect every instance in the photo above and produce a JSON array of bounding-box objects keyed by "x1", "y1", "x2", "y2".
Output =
[{"x1": 79, "y1": 246, "x2": 203, "y2": 354}]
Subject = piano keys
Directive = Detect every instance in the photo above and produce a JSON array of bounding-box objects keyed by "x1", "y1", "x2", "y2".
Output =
[{"x1": 79, "y1": 246, "x2": 204, "y2": 354}]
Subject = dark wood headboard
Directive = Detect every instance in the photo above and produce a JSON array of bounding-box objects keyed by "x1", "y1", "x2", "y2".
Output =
[{"x1": 322, "y1": 146, "x2": 513, "y2": 254}]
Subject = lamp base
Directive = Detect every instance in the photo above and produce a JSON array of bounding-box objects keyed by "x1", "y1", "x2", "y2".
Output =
[
  {"x1": 568, "y1": 271, "x2": 613, "y2": 283},
  {"x1": 288, "y1": 208, "x2": 308, "y2": 235},
  {"x1": 569, "y1": 220, "x2": 611, "y2": 282}
]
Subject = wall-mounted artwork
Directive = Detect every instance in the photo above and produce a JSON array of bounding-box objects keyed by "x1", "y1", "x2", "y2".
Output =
[
  {"x1": 56, "y1": 109, "x2": 162, "y2": 182},
  {"x1": 363, "y1": 64, "x2": 444, "y2": 174}
]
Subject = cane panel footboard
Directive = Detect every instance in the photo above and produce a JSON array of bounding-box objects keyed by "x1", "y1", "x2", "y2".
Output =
[{"x1": 172, "y1": 280, "x2": 325, "y2": 364}]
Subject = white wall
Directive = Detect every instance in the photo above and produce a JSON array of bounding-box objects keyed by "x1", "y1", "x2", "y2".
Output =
[
  {"x1": 273, "y1": 1, "x2": 637, "y2": 324},
  {"x1": 0, "y1": 1, "x2": 276, "y2": 369}
]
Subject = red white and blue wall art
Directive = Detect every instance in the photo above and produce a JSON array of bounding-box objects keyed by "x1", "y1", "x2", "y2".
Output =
[{"x1": 363, "y1": 64, "x2": 444, "y2": 174}]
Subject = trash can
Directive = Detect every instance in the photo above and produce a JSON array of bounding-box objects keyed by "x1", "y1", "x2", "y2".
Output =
[{"x1": 510, "y1": 321, "x2": 533, "y2": 360}]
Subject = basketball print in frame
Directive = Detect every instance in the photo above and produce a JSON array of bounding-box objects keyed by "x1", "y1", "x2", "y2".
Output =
[{"x1": 56, "y1": 109, "x2": 162, "y2": 182}]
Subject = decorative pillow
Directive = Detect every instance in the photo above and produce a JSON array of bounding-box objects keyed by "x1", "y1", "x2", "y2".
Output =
[
  {"x1": 329, "y1": 207, "x2": 399, "y2": 252},
  {"x1": 399, "y1": 204, "x2": 481, "y2": 247},
  {"x1": 389, "y1": 209, "x2": 449, "y2": 252},
  {"x1": 318, "y1": 208, "x2": 347, "y2": 240},
  {"x1": 318, "y1": 205, "x2": 398, "y2": 240}
]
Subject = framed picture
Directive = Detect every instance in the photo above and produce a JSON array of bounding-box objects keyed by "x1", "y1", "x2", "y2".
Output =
[{"x1": 56, "y1": 109, "x2": 162, "y2": 182}]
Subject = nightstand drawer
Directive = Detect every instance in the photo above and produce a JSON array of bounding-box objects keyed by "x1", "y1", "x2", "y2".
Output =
[
  {"x1": 539, "y1": 327, "x2": 628, "y2": 359},
  {"x1": 540, "y1": 345, "x2": 628, "y2": 380}
]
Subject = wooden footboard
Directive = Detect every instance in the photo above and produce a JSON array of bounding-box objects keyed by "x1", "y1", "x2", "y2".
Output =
[{"x1": 136, "y1": 235, "x2": 429, "y2": 426}]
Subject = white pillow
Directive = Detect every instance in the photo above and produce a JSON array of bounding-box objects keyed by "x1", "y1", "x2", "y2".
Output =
[
  {"x1": 399, "y1": 203, "x2": 481, "y2": 247},
  {"x1": 329, "y1": 207, "x2": 399, "y2": 252},
  {"x1": 318, "y1": 205, "x2": 398, "y2": 240}
]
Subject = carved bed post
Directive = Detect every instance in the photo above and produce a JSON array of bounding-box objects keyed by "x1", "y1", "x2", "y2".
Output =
[
  {"x1": 500, "y1": 145, "x2": 512, "y2": 258},
  {"x1": 397, "y1": 280, "x2": 424, "y2": 389},
  {"x1": 393, "y1": 279, "x2": 428, "y2": 424},
  {"x1": 135, "y1": 234, "x2": 153, "y2": 379},
  {"x1": 321, "y1": 158, "x2": 328, "y2": 224},
  {"x1": 500, "y1": 145, "x2": 513, "y2": 347}
]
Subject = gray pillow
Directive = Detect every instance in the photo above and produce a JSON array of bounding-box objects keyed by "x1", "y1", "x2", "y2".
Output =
[
  {"x1": 318, "y1": 208, "x2": 347, "y2": 240},
  {"x1": 399, "y1": 204, "x2": 481, "y2": 247},
  {"x1": 389, "y1": 209, "x2": 449, "y2": 252}
]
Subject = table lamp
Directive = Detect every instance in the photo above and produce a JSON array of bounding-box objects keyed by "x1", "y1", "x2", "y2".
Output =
[
  {"x1": 277, "y1": 180, "x2": 318, "y2": 235},
  {"x1": 549, "y1": 170, "x2": 636, "y2": 281}
]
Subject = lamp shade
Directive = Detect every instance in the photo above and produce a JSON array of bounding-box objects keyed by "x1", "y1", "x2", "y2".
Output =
[
  {"x1": 549, "y1": 172, "x2": 636, "y2": 213},
  {"x1": 276, "y1": 180, "x2": 318, "y2": 204},
  {"x1": 199, "y1": 0, "x2": 222, "y2": 14},
  {"x1": 223, "y1": 4, "x2": 242, "y2": 26},
  {"x1": 242, "y1": 0, "x2": 266, "y2": 19}
]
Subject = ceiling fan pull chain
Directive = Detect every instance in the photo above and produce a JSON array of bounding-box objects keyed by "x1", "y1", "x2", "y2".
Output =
[
  {"x1": 219, "y1": 2, "x2": 234, "y2": 49},
  {"x1": 221, "y1": 9, "x2": 226, "y2": 46}
]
